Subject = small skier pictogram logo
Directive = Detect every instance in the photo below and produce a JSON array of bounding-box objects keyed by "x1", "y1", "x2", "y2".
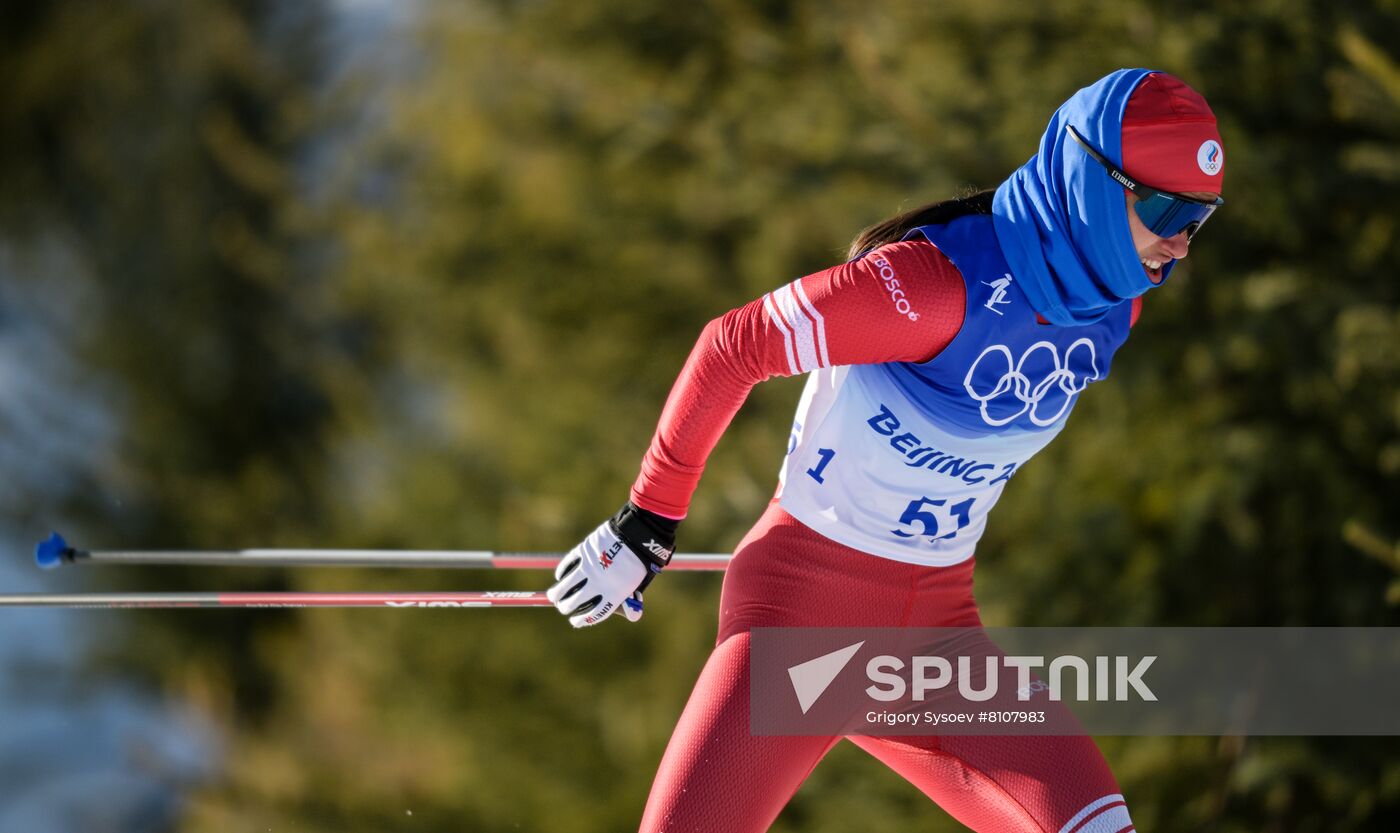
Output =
[{"x1": 981, "y1": 274, "x2": 1013, "y2": 316}]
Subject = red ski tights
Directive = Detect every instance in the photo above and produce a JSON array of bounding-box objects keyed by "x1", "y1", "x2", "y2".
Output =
[{"x1": 638, "y1": 502, "x2": 1135, "y2": 833}]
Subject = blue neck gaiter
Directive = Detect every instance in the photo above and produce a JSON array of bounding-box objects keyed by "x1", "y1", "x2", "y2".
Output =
[{"x1": 992, "y1": 68, "x2": 1172, "y2": 326}]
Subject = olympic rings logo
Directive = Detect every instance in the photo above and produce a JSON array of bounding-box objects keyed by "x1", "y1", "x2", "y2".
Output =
[{"x1": 962, "y1": 339, "x2": 1100, "y2": 427}]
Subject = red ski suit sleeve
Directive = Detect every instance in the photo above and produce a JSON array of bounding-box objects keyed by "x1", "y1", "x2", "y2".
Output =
[{"x1": 629, "y1": 240, "x2": 966, "y2": 519}]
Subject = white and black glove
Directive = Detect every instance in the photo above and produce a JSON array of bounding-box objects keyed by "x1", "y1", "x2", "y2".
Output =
[{"x1": 547, "y1": 502, "x2": 678, "y2": 628}]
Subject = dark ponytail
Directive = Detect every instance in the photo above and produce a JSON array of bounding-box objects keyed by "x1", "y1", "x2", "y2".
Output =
[{"x1": 847, "y1": 188, "x2": 996, "y2": 260}]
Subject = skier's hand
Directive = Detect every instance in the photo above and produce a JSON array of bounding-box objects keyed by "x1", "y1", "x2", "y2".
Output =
[{"x1": 547, "y1": 502, "x2": 678, "y2": 628}]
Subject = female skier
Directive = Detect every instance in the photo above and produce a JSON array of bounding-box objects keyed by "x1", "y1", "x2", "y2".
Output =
[{"x1": 548, "y1": 68, "x2": 1225, "y2": 832}]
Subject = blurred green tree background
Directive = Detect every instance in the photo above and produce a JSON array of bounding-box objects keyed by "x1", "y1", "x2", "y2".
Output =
[{"x1": 1, "y1": 0, "x2": 1397, "y2": 830}]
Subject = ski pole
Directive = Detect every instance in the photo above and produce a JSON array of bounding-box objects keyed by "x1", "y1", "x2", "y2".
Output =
[
  {"x1": 0, "y1": 591, "x2": 556, "y2": 609},
  {"x1": 33, "y1": 533, "x2": 733, "y2": 571}
]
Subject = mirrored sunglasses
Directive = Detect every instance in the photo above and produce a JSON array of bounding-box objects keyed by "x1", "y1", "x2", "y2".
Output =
[{"x1": 1066, "y1": 125, "x2": 1223, "y2": 241}]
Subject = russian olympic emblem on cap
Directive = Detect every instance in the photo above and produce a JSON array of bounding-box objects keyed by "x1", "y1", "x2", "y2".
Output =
[{"x1": 1196, "y1": 140, "x2": 1223, "y2": 176}]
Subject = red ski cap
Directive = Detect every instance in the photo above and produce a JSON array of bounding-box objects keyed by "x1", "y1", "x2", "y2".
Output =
[{"x1": 1121, "y1": 72, "x2": 1224, "y2": 196}]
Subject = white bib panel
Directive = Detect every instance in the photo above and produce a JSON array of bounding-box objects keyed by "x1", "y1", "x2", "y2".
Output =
[{"x1": 776, "y1": 364, "x2": 1065, "y2": 566}]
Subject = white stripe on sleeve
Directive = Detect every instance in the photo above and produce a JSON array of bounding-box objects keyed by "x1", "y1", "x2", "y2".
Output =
[
  {"x1": 773, "y1": 283, "x2": 821, "y2": 372},
  {"x1": 763, "y1": 292, "x2": 800, "y2": 375},
  {"x1": 791, "y1": 278, "x2": 829, "y2": 368}
]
